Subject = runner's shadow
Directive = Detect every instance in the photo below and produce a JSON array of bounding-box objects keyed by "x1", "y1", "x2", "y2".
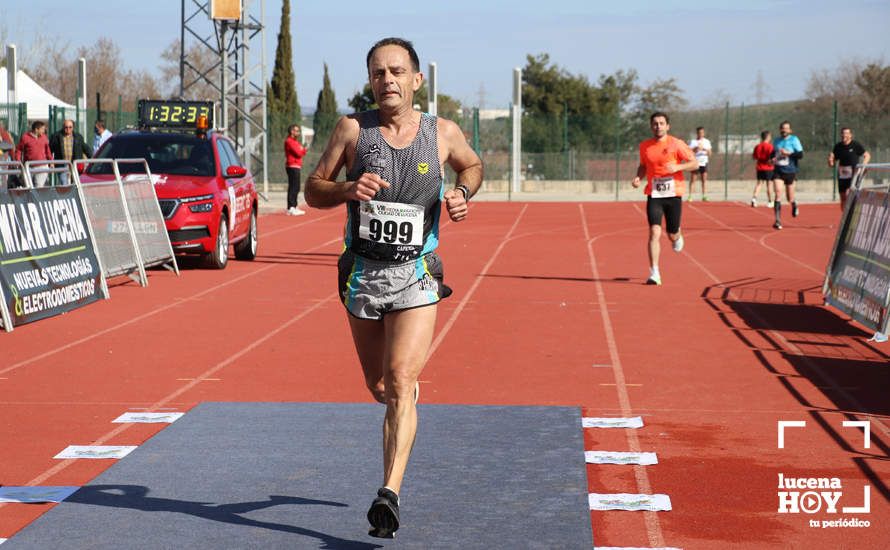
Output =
[
  {"x1": 702, "y1": 277, "x2": 890, "y2": 502},
  {"x1": 67, "y1": 485, "x2": 381, "y2": 549}
]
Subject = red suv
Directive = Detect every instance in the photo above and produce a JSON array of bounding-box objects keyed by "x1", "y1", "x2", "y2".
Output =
[{"x1": 83, "y1": 130, "x2": 258, "y2": 269}]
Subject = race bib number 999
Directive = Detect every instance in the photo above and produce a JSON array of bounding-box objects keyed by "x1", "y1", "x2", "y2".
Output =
[
  {"x1": 359, "y1": 200, "x2": 424, "y2": 246},
  {"x1": 651, "y1": 176, "x2": 676, "y2": 198}
]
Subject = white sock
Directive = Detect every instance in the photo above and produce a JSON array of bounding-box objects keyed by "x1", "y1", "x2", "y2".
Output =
[{"x1": 650, "y1": 266, "x2": 660, "y2": 278}]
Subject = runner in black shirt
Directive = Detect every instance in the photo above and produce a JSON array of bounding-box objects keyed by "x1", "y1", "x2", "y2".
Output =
[{"x1": 828, "y1": 127, "x2": 870, "y2": 210}]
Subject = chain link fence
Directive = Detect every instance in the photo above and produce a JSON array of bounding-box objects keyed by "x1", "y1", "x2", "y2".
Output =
[
  {"x1": 454, "y1": 100, "x2": 890, "y2": 199},
  {"x1": 6, "y1": 99, "x2": 888, "y2": 201}
]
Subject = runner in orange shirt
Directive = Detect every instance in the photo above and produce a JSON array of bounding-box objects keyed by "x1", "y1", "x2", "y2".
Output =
[{"x1": 631, "y1": 112, "x2": 699, "y2": 285}]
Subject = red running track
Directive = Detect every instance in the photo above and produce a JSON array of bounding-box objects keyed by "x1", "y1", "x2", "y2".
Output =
[{"x1": 1, "y1": 201, "x2": 887, "y2": 549}]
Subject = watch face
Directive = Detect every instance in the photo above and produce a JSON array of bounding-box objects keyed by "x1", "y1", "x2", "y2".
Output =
[{"x1": 138, "y1": 100, "x2": 214, "y2": 128}]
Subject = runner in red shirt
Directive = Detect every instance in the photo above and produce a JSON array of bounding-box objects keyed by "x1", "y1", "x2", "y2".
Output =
[
  {"x1": 631, "y1": 112, "x2": 698, "y2": 285},
  {"x1": 751, "y1": 130, "x2": 775, "y2": 207}
]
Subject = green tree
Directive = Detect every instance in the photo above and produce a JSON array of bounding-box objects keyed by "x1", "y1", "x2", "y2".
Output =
[
  {"x1": 521, "y1": 54, "x2": 627, "y2": 155},
  {"x1": 348, "y1": 84, "x2": 376, "y2": 113},
  {"x1": 628, "y1": 77, "x2": 687, "y2": 139},
  {"x1": 314, "y1": 63, "x2": 338, "y2": 142},
  {"x1": 267, "y1": 0, "x2": 301, "y2": 141}
]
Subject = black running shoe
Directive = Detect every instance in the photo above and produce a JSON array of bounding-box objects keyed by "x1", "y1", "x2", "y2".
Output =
[
  {"x1": 367, "y1": 487, "x2": 400, "y2": 538},
  {"x1": 773, "y1": 221, "x2": 783, "y2": 230},
  {"x1": 792, "y1": 203, "x2": 799, "y2": 217}
]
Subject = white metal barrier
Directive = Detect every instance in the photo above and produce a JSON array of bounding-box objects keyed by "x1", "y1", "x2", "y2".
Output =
[
  {"x1": 24, "y1": 159, "x2": 73, "y2": 188},
  {"x1": 0, "y1": 160, "x2": 30, "y2": 190},
  {"x1": 72, "y1": 159, "x2": 178, "y2": 285},
  {"x1": 112, "y1": 159, "x2": 179, "y2": 275}
]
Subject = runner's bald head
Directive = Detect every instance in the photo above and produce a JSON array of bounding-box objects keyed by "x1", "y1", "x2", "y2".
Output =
[{"x1": 366, "y1": 37, "x2": 420, "y2": 73}]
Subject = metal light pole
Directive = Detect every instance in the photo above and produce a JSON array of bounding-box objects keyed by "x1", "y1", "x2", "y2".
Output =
[
  {"x1": 511, "y1": 67, "x2": 522, "y2": 195},
  {"x1": 427, "y1": 62, "x2": 437, "y2": 116}
]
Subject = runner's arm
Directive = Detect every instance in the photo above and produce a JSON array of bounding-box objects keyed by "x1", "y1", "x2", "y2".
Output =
[
  {"x1": 669, "y1": 144, "x2": 699, "y2": 173},
  {"x1": 631, "y1": 163, "x2": 646, "y2": 188},
  {"x1": 440, "y1": 118, "x2": 482, "y2": 222},
  {"x1": 305, "y1": 116, "x2": 389, "y2": 207},
  {"x1": 674, "y1": 158, "x2": 699, "y2": 172}
]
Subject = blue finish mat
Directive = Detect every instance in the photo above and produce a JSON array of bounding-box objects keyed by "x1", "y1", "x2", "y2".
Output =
[{"x1": 6, "y1": 403, "x2": 592, "y2": 549}]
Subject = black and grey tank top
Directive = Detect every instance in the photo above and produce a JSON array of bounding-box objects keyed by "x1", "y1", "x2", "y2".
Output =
[{"x1": 344, "y1": 110, "x2": 444, "y2": 263}]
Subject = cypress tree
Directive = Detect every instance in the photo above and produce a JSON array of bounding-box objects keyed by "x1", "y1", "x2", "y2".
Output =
[
  {"x1": 267, "y1": 1, "x2": 300, "y2": 139},
  {"x1": 313, "y1": 63, "x2": 338, "y2": 142}
]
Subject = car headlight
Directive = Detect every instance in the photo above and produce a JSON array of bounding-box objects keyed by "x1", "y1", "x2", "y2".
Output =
[
  {"x1": 188, "y1": 202, "x2": 214, "y2": 213},
  {"x1": 181, "y1": 194, "x2": 215, "y2": 203}
]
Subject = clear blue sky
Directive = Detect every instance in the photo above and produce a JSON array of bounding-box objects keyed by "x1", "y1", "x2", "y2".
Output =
[{"x1": 2, "y1": 0, "x2": 888, "y2": 110}]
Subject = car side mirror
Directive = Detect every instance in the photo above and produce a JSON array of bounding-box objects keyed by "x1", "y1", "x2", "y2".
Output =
[{"x1": 225, "y1": 165, "x2": 247, "y2": 178}]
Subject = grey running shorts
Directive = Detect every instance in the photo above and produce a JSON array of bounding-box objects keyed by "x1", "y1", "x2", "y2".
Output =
[{"x1": 337, "y1": 249, "x2": 452, "y2": 320}]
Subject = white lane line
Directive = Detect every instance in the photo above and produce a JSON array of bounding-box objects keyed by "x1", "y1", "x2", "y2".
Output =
[
  {"x1": 687, "y1": 203, "x2": 823, "y2": 275},
  {"x1": 427, "y1": 204, "x2": 529, "y2": 358},
  {"x1": 3, "y1": 291, "x2": 339, "y2": 510},
  {"x1": 580, "y1": 203, "x2": 666, "y2": 547},
  {"x1": 586, "y1": 451, "x2": 658, "y2": 466},
  {"x1": 112, "y1": 412, "x2": 184, "y2": 423},
  {"x1": 589, "y1": 493, "x2": 672, "y2": 512},
  {"x1": 54, "y1": 445, "x2": 137, "y2": 459},
  {"x1": 260, "y1": 210, "x2": 341, "y2": 237},
  {"x1": 0, "y1": 235, "x2": 342, "y2": 377}
]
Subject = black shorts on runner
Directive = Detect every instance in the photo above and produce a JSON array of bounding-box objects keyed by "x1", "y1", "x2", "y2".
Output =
[
  {"x1": 695, "y1": 165, "x2": 708, "y2": 174},
  {"x1": 757, "y1": 170, "x2": 774, "y2": 181},
  {"x1": 646, "y1": 196, "x2": 682, "y2": 234},
  {"x1": 774, "y1": 172, "x2": 796, "y2": 185},
  {"x1": 838, "y1": 178, "x2": 853, "y2": 193}
]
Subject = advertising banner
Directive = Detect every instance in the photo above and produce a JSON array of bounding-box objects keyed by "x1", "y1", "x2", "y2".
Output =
[
  {"x1": 824, "y1": 187, "x2": 890, "y2": 334},
  {"x1": 0, "y1": 186, "x2": 103, "y2": 327}
]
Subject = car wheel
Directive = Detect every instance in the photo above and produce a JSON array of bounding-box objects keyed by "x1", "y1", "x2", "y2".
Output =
[
  {"x1": 206, "y1": 214, "x2": 229, "y2": 269},
  {"x1": 234, "y1": 207, "x2": 257, "y2": 260}
]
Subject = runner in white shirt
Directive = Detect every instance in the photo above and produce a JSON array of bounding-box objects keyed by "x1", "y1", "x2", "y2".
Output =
[{"x1": 688, "y1": 126, "x2": 711, "y2": 201}]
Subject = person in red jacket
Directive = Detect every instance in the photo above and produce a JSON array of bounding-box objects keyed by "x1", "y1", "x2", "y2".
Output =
[
  {"x1": 16, "y1": 120, "x2": 53, "y2": 187},
  {"x1": 284, "y1": 124, "x2": 308, "y2": 215},
  {"x1": 751, "y1": 130, "x2": 775, "y2": 208}
]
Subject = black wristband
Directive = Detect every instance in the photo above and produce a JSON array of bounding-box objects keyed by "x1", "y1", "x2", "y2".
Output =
[{"x1": 455, "y1": 184, "x2": 470, "y2": 201}]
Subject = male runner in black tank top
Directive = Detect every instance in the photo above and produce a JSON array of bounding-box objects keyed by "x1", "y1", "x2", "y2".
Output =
[{"x1": 306, "y1": 37, "x2": 483, "y2": 538}]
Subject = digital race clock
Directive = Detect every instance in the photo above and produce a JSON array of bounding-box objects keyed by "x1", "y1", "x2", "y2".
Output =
[{"x1": 137, "y1": 100, "x2": 214, "y2": 128}]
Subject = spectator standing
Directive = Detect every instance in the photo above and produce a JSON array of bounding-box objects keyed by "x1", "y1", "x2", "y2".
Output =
[
  {"x1": 751, "y1": 130, "x2": 775, "y2": 207},
  {"x1": 93, "y1": 119, "x2": 113, "y2": 155},
  {"x1": 687, "y1": 126, "x2": 712, "y2": 201},
  {"x1": 15, "y1": 120, "x2": 52, "y2": 187},
  {"x1": 284, "y1": 124, "x2": 307, "y2": 215},
  {"x1": 828, "y1": 127, "x2": 870, "y2": 210},
  {"x1": 49, "y1": 119, "x2": 92, "y2": 185}
]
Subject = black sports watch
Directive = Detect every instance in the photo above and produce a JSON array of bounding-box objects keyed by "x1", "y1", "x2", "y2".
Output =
[{"x1": 455, "y1": 184, "x2": 470, "y2": 201}]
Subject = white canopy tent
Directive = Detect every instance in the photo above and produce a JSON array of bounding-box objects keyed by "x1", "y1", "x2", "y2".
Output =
[{"x1": 1, "y1": 66, "x2": 76, "y2": 120}]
